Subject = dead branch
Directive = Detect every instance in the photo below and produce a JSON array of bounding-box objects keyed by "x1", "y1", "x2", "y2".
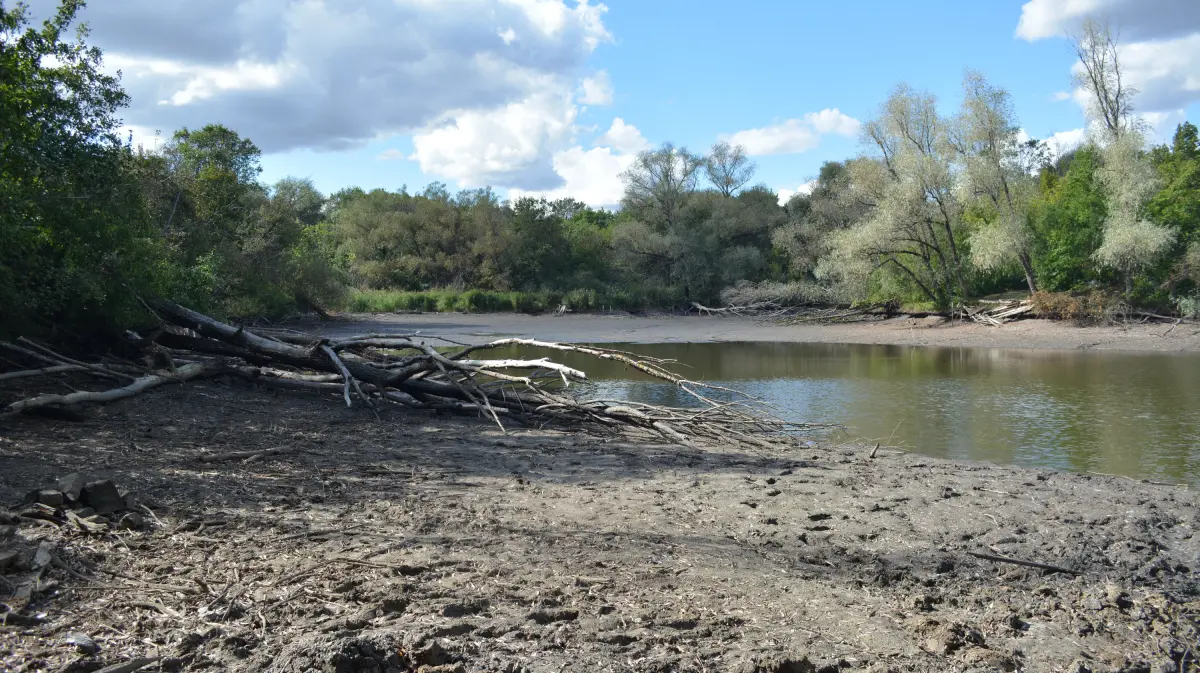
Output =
[
  {"x1": 2, "y1": 301, "x2": 816, "y2": 452},
  {"x1": 0, "y1": 364, "x2": 91, "y2": 381},
  {"x1": 4, "y1": 362, "x2": 218, "y2": 416},
  {"x1": 198, "y1": 447, "x2": 295, "y2": 463},
  {"x1": 965, "y1": 550, "x2": 1081, "y2": 575}
]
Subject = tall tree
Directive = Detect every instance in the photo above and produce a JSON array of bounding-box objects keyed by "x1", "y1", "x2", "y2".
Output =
[
  {"x1": 1070, "y1": 19, "x2": 1140, "y2": 142},
  {"x1": 704, "y1": 141, "x2": 756, "y2": 198},
  {"x1": 953, "y1": 70, "x2": 1043, "y2": 293},
  {"x1": 1, "y1": 0, "x2": 157, "y2": 333},
  {"x1": 820, "y1": 86, "x2": 968, "y2": 308},
  {"x1": 620, "y1": 143, "x2": 704, "y2": 230}
]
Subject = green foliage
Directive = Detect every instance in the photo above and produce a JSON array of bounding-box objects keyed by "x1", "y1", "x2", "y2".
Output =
[
  {"x1": 6, "y1": 2, "x2": 1200, "y2": 333},
  {"x1": 0, "y1": 0, "x2": 160, "y2": 335},
  {"x1": 1030, "y1": 147, "x2": 1110, "y2": 292}
]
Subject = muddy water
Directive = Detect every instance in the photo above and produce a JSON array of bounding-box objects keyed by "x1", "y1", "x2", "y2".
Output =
[{"x1": 491, "y1": 341, "x2": 1200, "y2": 484}]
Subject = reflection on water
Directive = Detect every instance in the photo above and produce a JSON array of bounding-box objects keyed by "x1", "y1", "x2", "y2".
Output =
[{"x1": 488, "y1": 342, "x2": 1200, "y2": 484}]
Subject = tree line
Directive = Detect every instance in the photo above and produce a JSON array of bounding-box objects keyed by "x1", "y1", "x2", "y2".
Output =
[{"x1": 3, "y1": 4, "x2": 1198, "y2": 340}]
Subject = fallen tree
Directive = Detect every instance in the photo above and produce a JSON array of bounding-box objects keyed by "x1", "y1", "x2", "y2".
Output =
[{"x1": 1, "y1": 301, "x2": 816, "y2": 451}]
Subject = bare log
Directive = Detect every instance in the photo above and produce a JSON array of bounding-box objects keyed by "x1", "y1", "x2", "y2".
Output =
[
  {"x1": 0, "y1": 364, "x2": 91, "y2": 381},
  {"x1": 8, "y1": 301, "x2": 817, "y2": 451},
  {"x1": 320, "y1": 344, "x2": 354, "y2": 408},
  {"x1": 4, "y1": 362, "x2": 217, "y2": 416}
]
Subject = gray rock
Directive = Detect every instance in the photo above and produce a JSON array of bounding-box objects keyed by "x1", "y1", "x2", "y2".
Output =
[
  {"x1": 57, "y1": 472, "x2": 90, "y2": 502},
  {"x1": 81, "y1": 480, "x2": 123, "y2": 514},
  {"x1": 36, "y1": 490, "x2": 64, "y2": 507},
  {"x1": 31, "y1": 541, "x2": 54, "y2": 570},
  {"x1": 64, "y1": 631, "x2": 99, "y2": 655},
  {"x1": 118, "y1": 512, "x2": 145, "y2": 530},
  {"x1": 74, "y1": 507, "x2": 95, "y2": 518},
  {"x1": 0, "y1": 550, "x2": 17, "y2": 570}
]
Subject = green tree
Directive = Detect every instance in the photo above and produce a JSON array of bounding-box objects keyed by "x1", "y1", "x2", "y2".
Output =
[
  {"x1": 1148, "y1": 122, "x2": 1200, "y2": 300},
  {"x1": 1030, "y1": 147, "x2": 1109, "y2": 292},
  {"x1": 1, "y1": 0, "x2": 159, "y2": 334}
]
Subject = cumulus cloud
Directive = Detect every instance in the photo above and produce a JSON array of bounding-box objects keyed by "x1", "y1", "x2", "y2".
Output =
[
  {"x1": 725, "y1": 109, "x2": 860, "y2": 156},
  {"x1": 508, "y1": 118, "x2": 650, "y2": 207},
  {"x1": 579, "y1": 71, "x2": 614, "y2": 106},
  {"x1": 1015, "y1": 0, "x2": 1200, "y2": 122},
  {"x1": 1045, "y1": 128, "x2": 1087, "y2": 157},
  {"x1": 410, "y1": 89, "x2": 577, "y2": 190},
  {"x1": 594, "y1": 118, "x2": 650, "y2": 154},
  {"x1": 776, "y1": 181, "x2": 816, "y2": 206},
  {"x1": 1016, "y1": 0, "x2": 1200, "y2": 42},
  {"x1": 29, "y1": 0, "x2": 612, "y2": 158}
]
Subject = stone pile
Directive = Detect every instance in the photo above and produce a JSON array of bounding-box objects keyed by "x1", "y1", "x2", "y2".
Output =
[{"x1": 20, "y1": 472, "x2": 146, "y2": 532}]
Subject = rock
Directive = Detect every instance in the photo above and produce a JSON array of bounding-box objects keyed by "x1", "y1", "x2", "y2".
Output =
[
  {"x1": 32, "y1": 541, "x2": 54, "y2": 570},
  {"x1": 0, "y1": 550, "x2": 17, "y2": 570},
  {"x1": 58, "y1": 472, "x2": 91, "y2": 502},
  {"x1": 118, "y1": 512, "x2": 145, "y2": 530},
  {"x1": 0, "y1": 525, "x2": 16, "y2": 539},
  {"x1": 74, "y1": 507, "x2": 95, "y2": 518},
  {"x1": 81, "y1": 480, "x2": 123, "y2": 515},
  {"x1": 31, "y1": 490, "x2": 64, "y2": 507},
  {"x1": 64, "y1": 631, "x2": 99, "y2": 655},
  {"x1": 411, "y1": 641, "x2": 452, "y2": 668}
]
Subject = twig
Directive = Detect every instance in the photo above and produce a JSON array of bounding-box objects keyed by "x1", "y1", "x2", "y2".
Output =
[
  {"x1": 198, "y1": 447, "x2": 295, "y2": 463},
  {"x1": 965, "y1": 550, "x2": 1080, "y2": 575},
  {"x1": 94, "y1": 657, "x2": 161, "y2": 673},
  {"x1": 16, "y1": 337, "x2": 137, "y2": 381}
]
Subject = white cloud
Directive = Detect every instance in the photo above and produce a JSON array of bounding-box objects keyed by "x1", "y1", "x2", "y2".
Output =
[
  {"x1": 1052, "y1": 91, "x2": 1073, "y2": 101},
  {"x1": 1016, "y1": 0, "x2": 1200, "y2": 42},
  {"x1": 579, "y1": 70, "x2": 614, "y2": 106},
  {"x1": 410, "y1": 89, "x2": 577, "y2": 189},
  {"x1": 32, "y1": 0, "x2": 612, "y2": 154},
  {"x1": 376, "y1": 148, "x2": 407, "y2": 161},
  {"x1": 594, "y1": 117, "x2": 649, "y2": 154},
  {"x1": 507, "y1": 117, "x2": 650, "y2": 207},
  {"x1": 511, "y1": 146, "x2": 634, "y2": 207},
  {"x1": 776, "y1": 180, "x2": 816, "y2": 206},
  {"x1": 1016, "y1": 0, "x2": 1200, "y2": 125},
  {"x1": 1045, "y1": 128, "x2": 1087, "y2": 157},
  {"x1": 725, "y1": 109, "x2": 860, "y2": 156}
]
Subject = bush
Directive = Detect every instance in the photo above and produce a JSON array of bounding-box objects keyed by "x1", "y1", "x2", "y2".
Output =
[{"x1": 1031, "y1": 291, "x2": 1126, "y2": 324}]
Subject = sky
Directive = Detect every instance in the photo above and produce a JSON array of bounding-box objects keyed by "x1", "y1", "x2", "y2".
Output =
[{"x1": 23, "y1": 0, "x2": 1200, "y2": 207}]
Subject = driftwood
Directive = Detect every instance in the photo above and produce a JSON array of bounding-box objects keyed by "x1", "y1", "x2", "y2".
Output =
[
  {"x1": 965, "y1": 550, "x2": 1081, "y2": 575},
  {"x1": 3, "y1": 362, "x2": 215, "y2": 416},
  {"x1": 960, "y1": 300, "x2": 1034, "y2": 327},
  {"x1": 1, "y1": 301, "x2": 815, "y2": 451}
]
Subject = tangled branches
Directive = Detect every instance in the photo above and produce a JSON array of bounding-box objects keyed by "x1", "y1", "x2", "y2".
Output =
[{"x1": 3, "y1": 302, "x2": 816, "y2": 452}]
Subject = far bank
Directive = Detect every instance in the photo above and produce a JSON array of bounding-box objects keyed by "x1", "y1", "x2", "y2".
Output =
[{"x1": 301, "y1": 312, "x2": 1200, "y2": 353}]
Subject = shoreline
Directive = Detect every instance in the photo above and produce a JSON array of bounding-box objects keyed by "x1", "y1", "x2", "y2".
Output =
[
  {"x1": 1, "y1": 384, "x2": 1196, "y2": 672},
  {"x1": 301, "y1": 312, "x2": 1200, "y2": 353}
]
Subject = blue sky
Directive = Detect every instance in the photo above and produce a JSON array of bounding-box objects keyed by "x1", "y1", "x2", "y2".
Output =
[{"x1": 33, "y1": 0, "x2": 1200, "y2": 206}]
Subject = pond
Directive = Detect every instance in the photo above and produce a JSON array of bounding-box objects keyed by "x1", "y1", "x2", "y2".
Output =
[{"x1": 490, "y1": 341, "x2": 1200, "y2": 484}]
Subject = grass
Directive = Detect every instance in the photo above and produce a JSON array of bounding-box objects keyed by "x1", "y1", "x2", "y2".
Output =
[{"x1": 344, "y1": 287, "x2": 687, "y2": 314}]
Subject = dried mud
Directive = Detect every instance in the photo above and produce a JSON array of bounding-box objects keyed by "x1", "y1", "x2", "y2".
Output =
[{"x1": 1, "y1": 382, "x2": 1197, "y2": 673}]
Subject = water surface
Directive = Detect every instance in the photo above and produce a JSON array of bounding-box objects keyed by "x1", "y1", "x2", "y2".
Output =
[{"x1": 490, "y1": 342, "x2": 1200, "y2": 484}]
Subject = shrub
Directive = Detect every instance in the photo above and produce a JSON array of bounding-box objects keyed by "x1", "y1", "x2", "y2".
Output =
[{"x1": 1031, "y1": 291, "x2": 1126, "y2": 324}]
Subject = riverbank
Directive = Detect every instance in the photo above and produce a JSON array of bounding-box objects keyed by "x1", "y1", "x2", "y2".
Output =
[
  {"x1": 302, "y1": 312, "x2": 1200, "y2": 353},
  {"x1": 1, "y1": 383, "x2": 1196, "y2": 672}
]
